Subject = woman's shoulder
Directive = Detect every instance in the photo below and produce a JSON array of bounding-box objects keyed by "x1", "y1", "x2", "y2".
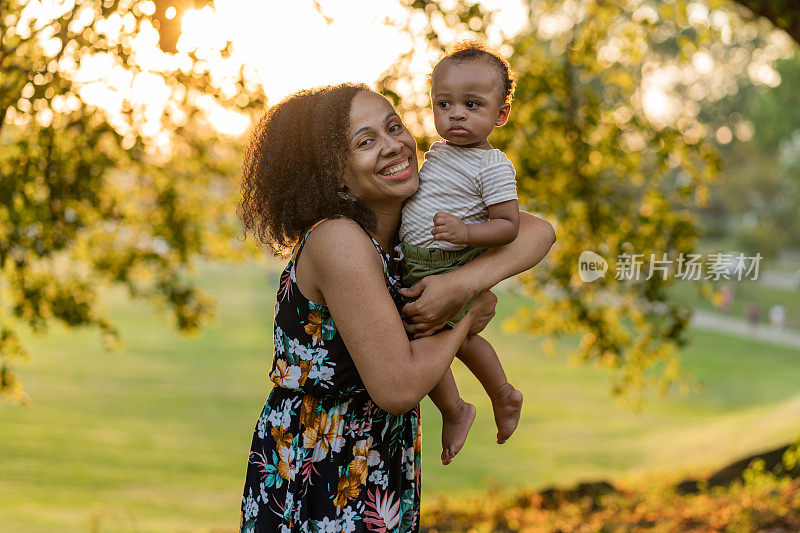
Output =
[
  {"x1": 304, "y1": 217, "x2": 367, "y2": 244},
  {"x1": 301, "y1": 217, "x2": 381, "y2": 267}
]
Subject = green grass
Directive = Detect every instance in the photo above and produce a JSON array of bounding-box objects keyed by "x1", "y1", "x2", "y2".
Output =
[{"x1": 1, "y1": 261, "x2": 799, "y2": 532}]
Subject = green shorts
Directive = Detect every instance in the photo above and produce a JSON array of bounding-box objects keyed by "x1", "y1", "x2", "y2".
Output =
[{"x1": 400, "y1": 242, "x2": 485, "y2": 327}]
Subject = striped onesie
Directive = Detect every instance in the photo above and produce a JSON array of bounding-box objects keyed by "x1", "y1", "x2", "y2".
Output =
[
  {"x1": 398, "y1": 141, "x2": 518, "y2": 326},
  {"x1": 400, "y1": 141, "x2": 517, "y2": 250}
]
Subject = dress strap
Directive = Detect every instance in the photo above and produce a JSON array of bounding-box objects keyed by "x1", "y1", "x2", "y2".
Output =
[{"x1": 291, "y1": 219, "x2": 329, "y2": 262}]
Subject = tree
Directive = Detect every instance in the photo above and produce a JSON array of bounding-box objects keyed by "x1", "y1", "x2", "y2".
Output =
[
  {"x1": 732, "y1": 1, "x2": 800, "y2": 44},
  {"x1": 150, "y1": 0, "x2": 210, "y2": 53},
  {"x1": 5, "y1": 0, "x2": 796, "y2": 407},
  {"x1": 0, "y1": 0, "x2": 266, "y2": 403},
  {"x1": 698, "y1": 54, "x2": 800, "y2": 256},
  {"x1": 380, "y1": 0, "x2": 796, "y2": 405}
]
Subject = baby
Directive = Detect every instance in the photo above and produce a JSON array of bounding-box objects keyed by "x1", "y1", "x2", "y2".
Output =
[{"x1": 399, "y1": 41, "x2": 524, "y2": 465}]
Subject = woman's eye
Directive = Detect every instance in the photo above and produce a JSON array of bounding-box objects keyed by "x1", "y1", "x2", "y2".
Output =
[{"x1": 358, "y1": 138, "x2": 374, "y2": 148}]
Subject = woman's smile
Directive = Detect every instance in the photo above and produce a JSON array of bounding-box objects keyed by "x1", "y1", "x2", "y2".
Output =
[{"x1": 378, "y1": 156, "x2": 413, "y2": 180}]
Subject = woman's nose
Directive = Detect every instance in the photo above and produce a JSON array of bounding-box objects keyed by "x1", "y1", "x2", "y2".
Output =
[{"x1": 381, "y1": 135, "x2": 403, "y2": 155}]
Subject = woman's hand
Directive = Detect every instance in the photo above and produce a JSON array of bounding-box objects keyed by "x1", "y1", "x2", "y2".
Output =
[
  {"x1": 466, "y1": 290, "x2": 497, "y2": 335},
  {"x1": 399, "y1": 272, "x2": 474, "y2": 339},
  {"x1": 400, "y1": 212, "x2": 556, "y2": 338}
]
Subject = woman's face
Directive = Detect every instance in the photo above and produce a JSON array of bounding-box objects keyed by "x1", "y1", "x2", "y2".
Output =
[{"x1": 341, "y1": 91, "x2": 419, "y2": 209}]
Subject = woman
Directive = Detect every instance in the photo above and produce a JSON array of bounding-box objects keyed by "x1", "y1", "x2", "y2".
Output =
[{"x1": 238, "y1": 83, "x2": 556, "y2": 532}]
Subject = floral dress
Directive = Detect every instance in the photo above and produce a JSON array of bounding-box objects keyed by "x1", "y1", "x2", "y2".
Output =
[{"x1": 240, "y1": 220, "x2": 422, "y2": 533}]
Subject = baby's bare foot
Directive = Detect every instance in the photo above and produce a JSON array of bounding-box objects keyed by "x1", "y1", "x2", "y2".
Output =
[
  {"x1": 492, "y1": 383, "x2": 523, "y2": 444},
  {"x1": 440, "y1": 399, "x2": 476, "y2": 465}
]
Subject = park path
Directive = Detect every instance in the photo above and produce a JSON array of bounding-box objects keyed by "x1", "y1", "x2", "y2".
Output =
[{"x1": 691, "y1": 310, "x2": 800, "y2": 350}]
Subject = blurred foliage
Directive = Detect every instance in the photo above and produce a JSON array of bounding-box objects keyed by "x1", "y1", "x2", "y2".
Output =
[
  {"x1": 0, "y1": 0, "x2": 265, "y2": 403},
  {"x1": 699, "y1": 54, "x2": 800, "y2": 257},
  {"x1": 381, "y1": 0, "x2": 751, "y2": 406},
  {"x1": 150, "y1": 0, "x2": 210, "y2": 52},
  {"x1": 422, "y1": 437, "x2": 800, "y2": 531},
  {"x1": 495, "y1": 1, "x2": 723, "y2": 406},
  {"x1": 733, "y1": 0, "x2": 800, "y2": 44},
  {"x1": 421, "y1": 464, "x2": 800, "y2": 531},
  {"x1": 744, "y1": 56, "x2": 800, "y2": 153}
]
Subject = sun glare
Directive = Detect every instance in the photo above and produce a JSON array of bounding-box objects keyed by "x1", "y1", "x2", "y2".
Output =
[
  {"x1": 172, "y1": 0, "x2": 526, "y2": 132},
  {"x1": 176, "y1": 0, "x2": 416, "y2": 103},
  {"x1": 29, "y1": 0, "x2": 790, "y2": 141},
  {"x1": 20, "y1": 0, "x2": 528, "y2": 139}
]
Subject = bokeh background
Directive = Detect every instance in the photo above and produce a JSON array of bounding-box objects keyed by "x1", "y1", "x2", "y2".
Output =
[{"x1": 2, "y1": 0, "x2": 800, "y2": 531}]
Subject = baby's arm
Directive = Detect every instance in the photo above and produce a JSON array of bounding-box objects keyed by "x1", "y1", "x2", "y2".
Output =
[
  {"x1": 432, "y1": 199, "x2": 520, "y2": 248},
  {"x1": 402, "y1": 212, "x2": 555, "y2": 338}
]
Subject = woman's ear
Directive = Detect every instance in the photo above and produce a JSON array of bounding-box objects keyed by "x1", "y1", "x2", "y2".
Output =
[{"x1": 495, "y1": 103, "x2": 511, "y2": 127}]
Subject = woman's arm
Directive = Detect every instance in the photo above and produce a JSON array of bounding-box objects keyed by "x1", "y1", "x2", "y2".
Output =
[
  {"x1": 400, "y1": 211, "x2": 556, "y2": 338},
  {"x1": 297, "y1": 219, "x2": 492, "y2": 415}
]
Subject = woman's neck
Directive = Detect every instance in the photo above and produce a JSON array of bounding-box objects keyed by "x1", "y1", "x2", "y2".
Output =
[{"x1": 369, "y1": 203, "x2": 402, "y2": 252}]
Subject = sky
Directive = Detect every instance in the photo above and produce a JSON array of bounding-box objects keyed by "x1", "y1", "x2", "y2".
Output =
[{"x1": 180, "y1": 0, "x2": 413, "y2": 103}]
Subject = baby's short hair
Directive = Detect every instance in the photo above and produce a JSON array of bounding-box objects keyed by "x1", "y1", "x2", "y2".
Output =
[{"x1": 430, "y1": 40, "x2": 516, "y2": 104}]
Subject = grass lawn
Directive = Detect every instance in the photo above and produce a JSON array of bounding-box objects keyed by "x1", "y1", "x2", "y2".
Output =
[{"x1": 1, "y1": 260, "x2": 799, "y2": 532}]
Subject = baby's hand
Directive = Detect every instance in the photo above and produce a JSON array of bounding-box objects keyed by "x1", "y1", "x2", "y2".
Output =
[{"x1": 432, "y1": 212, "x2": 469, "y2": 245}]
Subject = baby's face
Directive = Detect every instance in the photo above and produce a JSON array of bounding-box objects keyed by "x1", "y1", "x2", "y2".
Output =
[{"x1": 430, "y1": 59, "x2": 509, "y2": 149}]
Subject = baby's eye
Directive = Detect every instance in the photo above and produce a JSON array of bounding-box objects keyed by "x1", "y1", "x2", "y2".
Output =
[
  {"x1": 466, "y1": 101, "x2": 480, "y2": 109},
  {"x1": 437, "y1": 101, "x2": 451, "y2": 110}
]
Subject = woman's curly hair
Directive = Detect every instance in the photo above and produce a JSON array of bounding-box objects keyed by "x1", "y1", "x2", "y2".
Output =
[{"x1": 238, "y1": 83, "x2": 376, "y2": 256}]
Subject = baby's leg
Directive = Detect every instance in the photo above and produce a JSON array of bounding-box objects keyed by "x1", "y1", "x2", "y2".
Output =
[
  {"x1": 428, "y1": 368, "x2": 475, "y2": 465},
  {"x1": 457, "y1": 335, "x2": 523, "y2": 444}
]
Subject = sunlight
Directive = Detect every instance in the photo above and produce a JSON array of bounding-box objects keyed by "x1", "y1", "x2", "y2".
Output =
[
  {"x1": 139, "y1": 1, "x2": 156, "y2": 17},
  {"x1": 24, "y1": 0, "x2": 791, "y2": 139},
  {"x1": 176, "y1": 0, "x2": 414, "y2": 102},
  {"x1": 642, "y1": 86, "x2": 683, "y2": 127},
  {"x1": 16, "y1": 0, "x2": 528, "y2": 138}
]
